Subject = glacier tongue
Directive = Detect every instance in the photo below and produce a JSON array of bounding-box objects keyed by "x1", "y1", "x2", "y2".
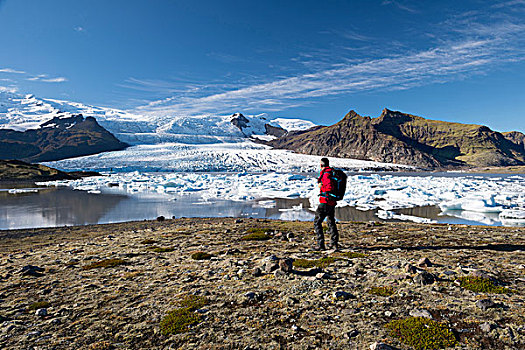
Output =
[{"x1": 42, "y1": 141, "x2": 406, "y2": 173}]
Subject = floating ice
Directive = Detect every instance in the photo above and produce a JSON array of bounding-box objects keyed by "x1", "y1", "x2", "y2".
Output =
[
  {"x1": 37, "y1": 172, "x2": 525, "y2": 226},
  {"x1": 7, "y1": 188, "x2": 39, "y2": 194},
  {"x1": 377, "y1": 209, "x2": 437, "y2": 224}
]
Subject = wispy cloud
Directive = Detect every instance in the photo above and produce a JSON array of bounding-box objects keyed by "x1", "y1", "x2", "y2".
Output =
[
  {"x1": 0, "y1": 67, "x2": 68, "y2": 85},
  {"x1": 74, "y1": 26, "x2": 86, "y2": 33},
  {"x1": 0, "y1": 68, "x2": 26, "y2": 74},
  {"x1": 381, "y1": 0, "x2": 419, "y2": 14},
  {"x1": 26, "y1": 74, "x2": 67, "y2": 83},
  {"x1": 135, "y1": 18, "x2": 525, "y2": 116}
]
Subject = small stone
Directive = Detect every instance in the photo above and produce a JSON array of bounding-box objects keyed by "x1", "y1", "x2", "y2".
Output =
[
  {"x1": 252, "y1": 268, "x2": 262, "y2": 277},
  {"x1": 476, "y1": 299, "x2": 496, "y2": 311},
  {"x1": 244, "y1": 292, "x2": 257, "y2": 300},
  {"x1": 274, "y1": 269, "x2": 287, "y2": 278},
  {"x1": 279, "y1": 258, "x2": 293, "y2": 273},
  {"x1": 370, "y1": 342, "x2": 394, "y2": 350},
  {"x1": 316, "y1": 272, "x2": 331, "y2": 279},
  {"x1": 346, "y1": 329, "x2": 360, "y2": 338},
  {"x1": 332, "y1": 291, "x2": 355, "y2": 301},
  {"x1": 418, "y1": 257, "x2": 433, "y2": 267},
  {"x1": 480, "y1": 322, "x2": 495, "y2": 332},
  {"x1": 35, "y1": 308, "x2": 48, "y2": 317},
  {"x1": 263, "y1": 261, "x2": 279, "y2": 273},
  {"x1": 20, "y1": 265, "x2": 45, "y2": 277},
  {"x1": 286, "y1": 297, "x2": 298, "y2": 306},
  {"x1": 27, "y1": 330, "x2": 43, "y2": 338},
  {"x1": 409, "y1": 308, "x2": 432, "y2": 319},
  {"x1": 413, "y1": 271, "x2": 436, "y2": 285},
  {"x1": 384, "y1": 311, "x2": 393, "y2": 317},
  {"x1": 405, "y1": 264, "x2": 418, "y2": 274}
]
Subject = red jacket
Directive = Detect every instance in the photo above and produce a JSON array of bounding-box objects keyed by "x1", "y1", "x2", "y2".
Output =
[{"x1": 318, "y1": 167, "x2": 337, "y2": 206}]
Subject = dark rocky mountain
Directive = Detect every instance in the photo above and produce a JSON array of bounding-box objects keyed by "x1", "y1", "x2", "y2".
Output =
[
  {"x1": 502, "y1": 131, "x2": 525, "y2": 152},
  {"x1": 230, "y1": 112, "x2": 286, "y2": 138},
  {"x1": 0, "y1": 159, "x2": 75, "y2": 181},
  {"x1": 0, "y1": 114, "x2": 128, "y2": 162},
  {"x1": 268, "y1": 109, "x2": 525, "y2": 169}
]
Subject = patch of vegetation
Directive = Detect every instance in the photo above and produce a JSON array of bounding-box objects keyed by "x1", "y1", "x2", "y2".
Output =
[
  {"x1": 178, "y1": 295, "x2": 209, "y2": 309},
  {"x1": 293, "y1": 257, "x2": 337, "y2": 269},
  {"x1": 160, "y1": 295, "x2": 209, "y2": 336},
  {"x1": 88, "y1": 341, "x2": 114, "y2": 350},
  {"x1": 147, "y1": 246, "x2": 175, "y2": 253},
  {"x1": 459, "y1": 276, "x2": 511, "y2": 294},
  {"x1": 246, "y1": 227, "x2": 274, "y2": 234},
  {"x1": 140, "y1": 239, "x2": 156, "y2": 244},
  {"x1": 27, "y1": 301, "x2": 50, "y2": 311},
  {"x1": 368, "y1": 286, "x2": 395, "y2": 297},
  {"x1": 82, "y1": 259, "x2": 127, "y2": 270},
  {"x1": 337, "y1": 252, "x2": 367, "y2": 259},
  {"x1": 191, "y1": 251, "x2": 213, "y2": 260},
  {"x1": 386, "y1": 317, "x2": 457, "y2": 350},
  {"x1": 241, "y1": 231, "x2": 272, "y2": 241},
  {"x1": 160, "y1": 308, "x2": 202, "y2": 336}
]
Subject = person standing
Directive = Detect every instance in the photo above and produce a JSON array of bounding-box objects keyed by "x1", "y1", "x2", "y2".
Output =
[{"x1": 313, "y1": 157, "x2": 339, "y2": 251}]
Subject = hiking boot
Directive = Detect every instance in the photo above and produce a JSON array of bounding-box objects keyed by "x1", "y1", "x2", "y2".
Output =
[
  {"x1": 311, "y1": 244, "x2": 326, "y2": 251},
  {"x1": 328, "y1": 242, "x2": 340, "y2": 252}
]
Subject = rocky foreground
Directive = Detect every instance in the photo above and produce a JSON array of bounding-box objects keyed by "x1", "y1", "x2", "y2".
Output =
[{"x1": 0, "y1": 218, "x2": 524, "y2": 350}]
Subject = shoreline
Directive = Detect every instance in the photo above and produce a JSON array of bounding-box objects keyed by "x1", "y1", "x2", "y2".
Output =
[{"x1": 1, "y1": 218, "x2": 524, "y2": 349}]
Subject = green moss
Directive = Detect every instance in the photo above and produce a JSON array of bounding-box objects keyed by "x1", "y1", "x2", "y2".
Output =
[
  {"x1": 160, "y1": 308, "x2": 202, "y2": 336},
  {"x1": 246, "y1": 227, "x2": 273, "y2": 234},
  {"x1": 82, "y1": 259, "x2": 127, "y2": 270},
  {"x1": 293, "y1": 257, "x2": 336, "y2": 269},
  {"x1": 191, "y1": 251, "x2": 213, "y2": 260},
  {"x1": 338, "y1": 252, "x2": 367, "y2": 259},
  {"x1": 160, "y1": 295, "x2": 209, "y2": 336},
  {"x1": 368, "y1": 286, "x2": 395, "y2": 297},
  {"x1": 88, "y1": 341, "x2": 114, "y2": 350},
  {"x1": 178, "y1": 295, "x2": 209, "y2": 310},
  {"x1": 27, "y1": 301, "x2": 51, "y2": 311},
  {"x1": 147, "y1": 246, "x2": 175, "y2": 253},
  {"x1": 386, "y1": 317, "x2": 457, "y2": 350},
  {"x1": 140, "y1": 239, "x2": 156, "y2": 244},
  {"x1": 241, "y1": 232, "x2": 271, "y2": 241},
  {"x1": 459, "y1": 276, "x2": 511, "y2": 294}
]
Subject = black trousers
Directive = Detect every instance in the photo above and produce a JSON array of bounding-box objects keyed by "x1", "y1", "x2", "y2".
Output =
[{"x1": 314, "y1": 203, "x2": 339, "y2": 247}]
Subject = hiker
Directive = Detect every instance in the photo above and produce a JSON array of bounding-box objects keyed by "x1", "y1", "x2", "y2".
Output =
[{"x1": 314, "y1": 157, "x2": 339, "y2": 251}]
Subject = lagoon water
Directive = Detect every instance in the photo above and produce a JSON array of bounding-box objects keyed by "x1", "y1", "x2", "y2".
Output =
[{"x1": 0, "y1": 180, "x2": 513, "y2": 230}]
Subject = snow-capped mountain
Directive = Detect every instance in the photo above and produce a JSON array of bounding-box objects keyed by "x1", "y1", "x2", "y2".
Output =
[
  {"x1": 0, "y1": 90, "x2": 405, "y2": 173},
  {"x1": 0, "y1": 91, "x2": 316, "y2": 145}
]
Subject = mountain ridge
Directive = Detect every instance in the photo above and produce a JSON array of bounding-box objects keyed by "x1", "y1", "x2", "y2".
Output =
[
  {"x1": 268, "y1": 108, "x2": 525, "y2": 169},
  {"x1": 0, "y1": 114, "x2": 128, "y2": 162}
]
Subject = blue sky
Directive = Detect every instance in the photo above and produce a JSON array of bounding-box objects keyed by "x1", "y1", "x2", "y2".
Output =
[{"x1": 0, "y1": 0, "x2": 524, "y2": 131}]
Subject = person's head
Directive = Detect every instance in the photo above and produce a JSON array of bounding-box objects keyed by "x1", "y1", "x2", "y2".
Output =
[{"x1": 320, "y1": 157, "x2": 329, "y2": 168}]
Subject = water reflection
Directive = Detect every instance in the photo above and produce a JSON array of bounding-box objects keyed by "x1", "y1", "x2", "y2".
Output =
[
  {"x1": 0, "y1": 187, "x2": 523, "y2": 230},
  {"x1": 0, "y1": 188, "x2": 126, "y2": 230}
]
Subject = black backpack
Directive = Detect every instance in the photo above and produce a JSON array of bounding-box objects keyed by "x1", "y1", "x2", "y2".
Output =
[
  {"x1": 330, "y1": 168, "x2": 347, "y2": 201},
  {"x1": 321, "y1": 168, "x2": 347, "y2": 201}
]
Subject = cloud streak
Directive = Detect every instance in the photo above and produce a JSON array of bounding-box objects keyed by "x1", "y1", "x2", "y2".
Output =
[
  {"x1": 0, "y1": 68, "x2": 68, "y2": 84},
  {"x1": 0, "y1": 68, "x2": 26, "y2": 74},
  {"x1": 136, "y1": 18, "x2": 525, "y2": 117}
]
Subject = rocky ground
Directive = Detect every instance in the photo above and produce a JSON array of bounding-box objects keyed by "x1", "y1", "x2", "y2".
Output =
[{"x1": 0, "y1": 218, "x2": 524, "y2": 350}]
